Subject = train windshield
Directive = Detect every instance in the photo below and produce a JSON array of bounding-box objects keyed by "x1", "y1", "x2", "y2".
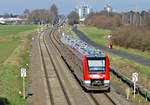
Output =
[{"x1": 87, "y1": 58, "x2": 106, "y2": 73}]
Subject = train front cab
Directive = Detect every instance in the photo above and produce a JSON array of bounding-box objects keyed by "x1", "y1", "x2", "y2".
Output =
[{"x1": 83, "y1": 56, "x2": 110, "y2": 91}]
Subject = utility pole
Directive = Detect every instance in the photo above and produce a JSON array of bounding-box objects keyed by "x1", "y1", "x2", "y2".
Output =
[
  {"x1": 135, "y1": 3, "x2": 138, "y2": 13},
  {"x1": 134, "y1": 3, "x2": 139, "y2": 26}
]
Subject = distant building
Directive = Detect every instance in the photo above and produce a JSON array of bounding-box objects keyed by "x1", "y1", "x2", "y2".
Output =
[
  {"x1": 75, "y1": 3, "x2": 92, "y2": 21},
  {"x1": 0, "y1": 17, "x2": 25, "y2": 25},
  {"x1": 104, "y1": 4, "x2": 113, "y2": 13}
]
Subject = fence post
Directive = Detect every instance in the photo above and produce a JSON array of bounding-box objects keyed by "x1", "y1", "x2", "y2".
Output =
[{"x1": 146, "y1": 92, "x2": 147, "y2": 102}]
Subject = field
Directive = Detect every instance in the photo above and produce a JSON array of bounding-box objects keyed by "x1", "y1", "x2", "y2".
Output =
[
  {"x1": 0, "y1": 25, "x2": 37, "y2": 105},
  {"x1": 78, "y1": 25, "x2": 111, "y2": 46},
  {"x1": 0, "y1": 25, "x2": 37, "y2": 63}
]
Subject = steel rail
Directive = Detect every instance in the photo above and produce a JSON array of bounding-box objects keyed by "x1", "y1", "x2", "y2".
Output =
[
  {"x1": 38, "y1": 31, "x2": 54, "y2": 105},
  {"x1": 43, "y1": 29, "x2": 72, "y2": 105}
]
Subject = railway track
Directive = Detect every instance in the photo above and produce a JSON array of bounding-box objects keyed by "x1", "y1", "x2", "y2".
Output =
[
  {"x1": 44, "y1": 30, "x2": 72, "y2": 105},
  {"x1": 39, "y1": 31, "x2": 54, "y2": 105},
  {"x1": 38, "y1": 30, "x2": 72, "y2": 105},
  {"x1": 47, "y1": 27, "x2": 116, "y2": 105}
]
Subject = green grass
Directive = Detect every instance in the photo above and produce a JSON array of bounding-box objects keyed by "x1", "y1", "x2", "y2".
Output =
[
  {"x1": 78, "y1": 26, "x2": 150, "y2": 60},
  {"x1": 0, "y1": 25, "x2": 37, "y2": 36},
  {"x1": 114, "y1": 46, "x2": 150, "y2": 60},
  {"x1": 61, "y1": 25, "x2": 79, "y2": 39},
  {"x1": 0, "y1": 64, "x2": 25, "y2": 105},
  {"x1": 0, "y1": 25, "x2": 37, "y2": 64},
  {"x1": 0, "y1": 25, "x2": 37, "y2": 105},
  {"x1": 0, "y1": 41, "x2": 19, "y2": 63},
  {"x1": 78, "y1": 26, "x2": 111, "y2": 46}
]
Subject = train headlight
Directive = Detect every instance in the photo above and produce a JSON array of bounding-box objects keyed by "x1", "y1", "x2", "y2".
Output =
[
  {"x1": 104, "y1": 80, "x2": 110, "y2": 83},
  {"x1": 84, "y1": 80, "x2": 91, "y2": 86},
  {"x1": 104, "y1": 80, "x2": 110, "y2": 87}
]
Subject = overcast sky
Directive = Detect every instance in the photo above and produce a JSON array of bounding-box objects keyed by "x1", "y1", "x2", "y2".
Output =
[{"x1": 0, "y1": 0, "x2": 150, "y2": 15}]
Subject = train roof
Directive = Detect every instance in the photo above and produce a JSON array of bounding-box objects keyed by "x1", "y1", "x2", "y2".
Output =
[{"x1": 61, "y1": 35, "x2": 106, "y2": 57}]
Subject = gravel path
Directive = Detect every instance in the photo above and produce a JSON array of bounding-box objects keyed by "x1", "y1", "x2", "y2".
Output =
[{"x1": 73, "y1": 26, "x2": 150, "y2": 67}]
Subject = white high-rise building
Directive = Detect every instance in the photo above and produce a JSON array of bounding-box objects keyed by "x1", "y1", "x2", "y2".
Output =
[
  {"x1": 104, "y1": 5, "x2": 113, "y2": 13},
  {"x1": 75, "y1": 3, "x2": 92, "y2": 21}
]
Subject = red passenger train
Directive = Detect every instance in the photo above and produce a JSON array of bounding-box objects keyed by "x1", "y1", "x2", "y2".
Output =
[{"x1": 61, "y1": 35, "x2": 110, "y2": 91}]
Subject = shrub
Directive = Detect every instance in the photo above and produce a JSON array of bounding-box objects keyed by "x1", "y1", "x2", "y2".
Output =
[
  {"x1": 85, "y1": 12, "x2": 122, "y2": 29},
  {"x1": 112, "y1": 26, "x2": 150, "y2": 51}
]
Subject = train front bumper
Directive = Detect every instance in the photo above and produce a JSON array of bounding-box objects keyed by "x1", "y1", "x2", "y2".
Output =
[{"x1": 83, "y1": 80, "x2": 110, "y2": 90}]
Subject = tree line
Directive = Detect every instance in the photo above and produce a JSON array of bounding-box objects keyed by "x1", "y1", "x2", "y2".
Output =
[
  {"x1": 1, "y1": 4, "x2": 59, "y2": 25},
  {"x1": 67, "y1": 11, "x2": 79, "y2": 25},
  {"x1": 85, "y1": 10, "x2": 150, "y2": 29},
  {"x1": 121, "y1": 11, "x2": 150, "y2": 27},
  {"x1": 24, "y1": 4, "x2": 59, "y2": 24}
]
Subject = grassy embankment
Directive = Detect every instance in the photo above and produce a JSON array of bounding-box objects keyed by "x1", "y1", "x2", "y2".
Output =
[
  {"x1": 0, "y1": 25, "x2": 37, "y2": 105},
  {"x1": 61, "y1": 25, "x2": 79, "y2": 39},
  {"x1": 78, "y1": 25, "x2": 150, "y2": 104}
]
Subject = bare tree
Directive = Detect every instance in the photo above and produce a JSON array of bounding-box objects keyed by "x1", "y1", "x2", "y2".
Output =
[
  {"x1": 22, "y1": 4, "x2": 59, "y2": 24},
  {"x1": 50, "y1": 4, "x2": 58, "y2": 24},
  {"x1": 30, "y1": 9, "x2": 50, "y2": 24},
  {"x1": 3, "y1": 13, "x2": 10, "y2": 18},
  {"x1": 24, "y1": 9, "x2": 30, "y2": 18},
  {"x1": 68, "y1": 11, "x2": 79, "y2": 25}
]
